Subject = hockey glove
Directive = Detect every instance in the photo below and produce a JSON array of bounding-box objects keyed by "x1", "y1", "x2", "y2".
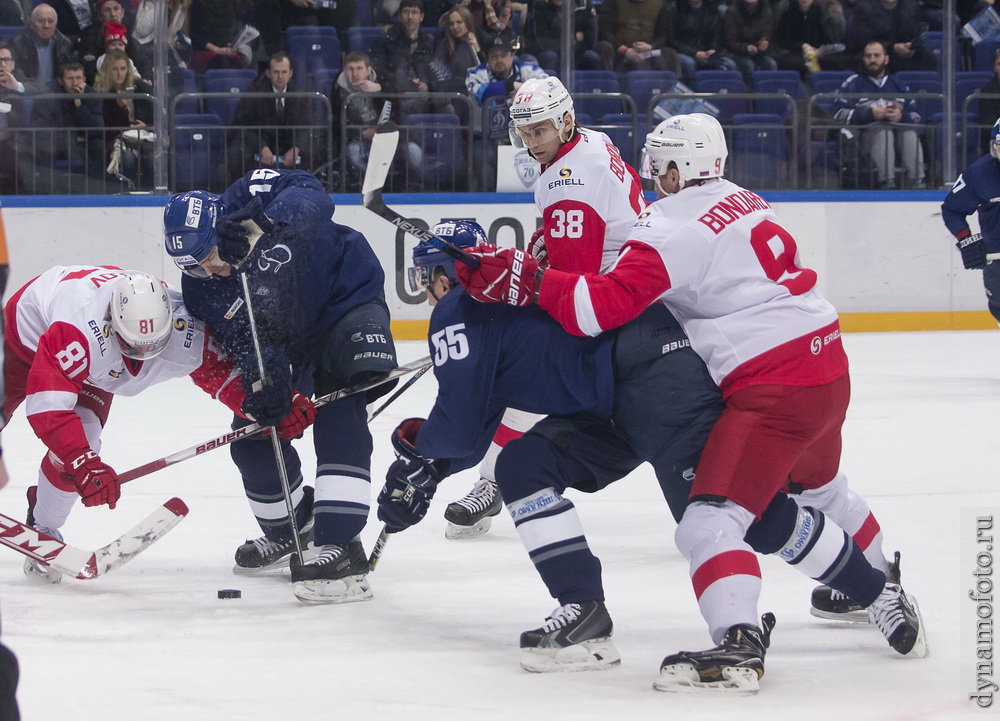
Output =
[
  {"x1": 528, "y1": 226, "x2": 549, "y2": 268},
  {"x1": 216, "y1": 196, "x2": 275, "y2": 269},
  {"x1": 956, "y1": 229, "x2": 987, "y2": 270},
  {"x1": 456, "y1": 245, "x2": 540, "y2": 307},
  {"x1": 242, "y1": 383, "x2": 293, "y2": 429},
  {"x1": 377, "y1": 418, "x2": 451, "y2": 533},
  {"x1": 274, "y1": 391, "x2": 317, "y2": 439},
  {"x1": 66, "y1": 450, "x2": 121, "y2": 509}
]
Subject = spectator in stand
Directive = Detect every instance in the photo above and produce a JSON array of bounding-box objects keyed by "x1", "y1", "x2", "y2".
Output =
[
  {"x1": 773, "y1": 0, "x2": 848, "y2": 78},
  {"x1": 278, "y1": 0, "x2": 357, "y2": 45},
  {"x1": 0, "y1": 42, "x2": 31, "y2": 194},
  {"x1": 10, "y1": 4, "x2": 75, "y2": 88},
  {"x1": 525, "y1": 0, "x2": 603, "y2": 72},
  {"x1": 433, "y1": 6, "x2": 484, "y2": 92},
  {"x1": 0, "y1": 0, "x2": 30, "y2": 26},
  {"x1": 79, "y1": 1, "x2": 151, "y2": 83},
  {"x1": 92, "y1": 22, "x2": 142, "y2": 83},
  {"x1": 847, "y1": 0, "x2": 936, "y2": 73},
  {"x1": 24, "y1": 61, "x2": 105, "y2": 191},
  {"x1": 834, "y1": 40, "x2": 926, "y2": 189},
  {"x1": 226, "y1": 52, "x2": 314, "y2": 184},
  {"x1": 93, "y1": 48, "x2": 151, "y2": 185},
  {"x1": 466, "y1": 36, "x2": 547, "y2": 108},
  {"x1": 335, "y1": 50, "x2": 423, "y2": 190},
  {"x1": 188, "y1": 0, "x2": 252, "y2": 72},
  {"x1": 978, "y1": 49, "x2": 1000, "y2": 149},
  {"x1": 671, "y1": 0, "x2": 737, "y2": 85},
  {"x1": 596, "y1": 0, "x2": 680, "y2": 73},
  {"x1": 723, "y1": 0, "x2": 777, "y2": 84},
  {"x1": 48, "y1": 0, "x2": 99, "y2": 49},
  {"x1": 447, "y1": 0, "x2": 516, "y2": 47},
  {"x1": 371, "y1": 0, "x2": 437, "y2": 115}
]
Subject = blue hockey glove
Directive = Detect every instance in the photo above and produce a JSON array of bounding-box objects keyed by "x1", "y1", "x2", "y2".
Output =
[
  {"x1": 242, "y1": 382, "x2": 293, "y2": 428},
  {"x1": 956, "y1": 229, "x2": 987, "y2": 270},
  {"x1": 216, "y1": 196, "x2": 275, "y2": 268},
  {"x1": 377, "y1": 419, "x2": 451, "y2": 533}
]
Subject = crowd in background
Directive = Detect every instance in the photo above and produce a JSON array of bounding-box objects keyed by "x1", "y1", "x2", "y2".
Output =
[{"x1": 0, "y1": 0, "x2": 995, "y2": 193}]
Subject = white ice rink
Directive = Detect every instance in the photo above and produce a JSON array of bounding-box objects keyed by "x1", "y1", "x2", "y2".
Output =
[{"x1": 1, "y1": 332, "x2": 996, "y2": 721}]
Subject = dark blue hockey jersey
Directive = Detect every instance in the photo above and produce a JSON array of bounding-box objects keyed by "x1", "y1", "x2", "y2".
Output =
[
  {"x1": 181, "y1": 169, "x2": 386, "y2": 389},
  {"x1": 942, "y1": 153, "x2": 1000, "y2": 253},
  {"x1": 417, "y1": 287, "x2": 615, "y2": 467}
]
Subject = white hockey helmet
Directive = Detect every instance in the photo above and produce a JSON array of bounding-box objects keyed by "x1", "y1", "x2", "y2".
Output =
[
  {"x1": 641, "y1": 113, "x2": 728, "y2": 186},
  {"x1": 109, "y1": 272, "x2": 172, "y2": 360},
  {"x1": 508, "y1": 76, "x2": 575, "y2": 147},
  {"x1": 991, "y1": 117, "x2": 1000, "y2": 160}
]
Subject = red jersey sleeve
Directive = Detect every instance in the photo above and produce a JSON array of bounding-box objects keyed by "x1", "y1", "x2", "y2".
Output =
[{"x1": 188, "y1": 331, "x2": 247, "y2": 416}]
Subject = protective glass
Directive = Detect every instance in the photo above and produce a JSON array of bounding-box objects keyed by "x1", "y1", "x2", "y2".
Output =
[
  {"x1": 638, "y1": 149, "x2": 659, "y2": 180},
  {"x1": 512, "y1": 121, "x2": 559, "y2": 148},
  {"x1": 408, "y1": 265, "x2": 433, "y2": 293},
  {"x1": 114, "y1": 331, "x2": 169, "y2": 360},
  {"x1": 172, "y1": 256, "x2": 211, "y2": 279}
]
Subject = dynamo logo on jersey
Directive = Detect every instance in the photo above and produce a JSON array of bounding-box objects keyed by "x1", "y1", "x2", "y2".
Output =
[
  {"x1": 185, "y1": 197, "x2": 202, "y2": 228},
  {"x1": 258, "y1": 244, "x2": 292, "y2": 273}
]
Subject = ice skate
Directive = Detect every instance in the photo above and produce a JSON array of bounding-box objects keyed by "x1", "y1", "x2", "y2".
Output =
[
  {"x1": 233, "y1": 487, "x2": 315, "y2": 575},
  {"x1": 23, "y1": 486, "x2": 63, "y2": 584},
  {"x1": 519, "y1": 601, "x2": 621, "y2": 672},
  {"x1": 653, "y1": 613, "x2": 776, "y2": 694},
  {"x1": 290, "y1": 537, "x2": 373, "y2": 604},
  {"x1": 866, "y1": 582, "x2": 928, "y2": 658},
  {"x1": 444, "y1": 478, "x2": 502, "y2": 540},
  {"x1": 811, "y1": 551, "x2": 901, "y2": 623}
]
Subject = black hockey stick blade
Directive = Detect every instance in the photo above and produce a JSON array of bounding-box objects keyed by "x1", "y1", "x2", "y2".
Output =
[
  {"x1": 367, "y1": 524, "x2": 391, "y2": 571},
  {"x1": 361, "y1": 122, "x2": 481, "y2": 270}
]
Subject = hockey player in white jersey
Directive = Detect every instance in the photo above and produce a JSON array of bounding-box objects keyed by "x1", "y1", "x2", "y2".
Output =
[
  {"x1": 457, "y1": 114, "x2": 927, "y2": 691},
  {"x1": 3, "y1": 266, "x2": 248, "y2": 582}
]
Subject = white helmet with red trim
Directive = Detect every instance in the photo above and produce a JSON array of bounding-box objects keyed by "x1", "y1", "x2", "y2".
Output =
[
  {"x1": 109, "y1": 272, "x2": 172, "y2": 360},
  {"x1": 508, "y1": 76, "x2": 575, "y2": 147}
]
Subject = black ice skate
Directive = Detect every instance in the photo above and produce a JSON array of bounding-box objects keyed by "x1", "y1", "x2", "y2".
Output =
[
  {"x1": 23, "y1": 485, "x2": 63, "y2": 584},
  {"x1": 233, "y1": 487, "x2": 314, "y2": 575},
  {"x1": 866, "y1": 582, "x2": 928, "y2": 658},
  {"x1": 654, "y1": 613, "x2": 776, "y2": 694},
  {"x1": 290, "y1": 537, "x2": 373, "y2": 604},
  {"x1": 519, "y1": 601, "x2": 621, "y2": 672},
  {"x1": 444, "y1": 478, "x2": 502, "y2": 539},
  {"x1": 811, "y1": 551, "x2": 901, "y2": 623}
]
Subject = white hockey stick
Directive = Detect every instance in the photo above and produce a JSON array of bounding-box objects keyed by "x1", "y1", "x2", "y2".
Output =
[
  {"x1": 361, "y1": 122, "x2": 481, "y2": 269},
  {"x1": 0, "y1": 498, "x2": 189, "y2": 580},
  {"x1": 119, "y1": 356, "x2": 432, "y2": 484}
]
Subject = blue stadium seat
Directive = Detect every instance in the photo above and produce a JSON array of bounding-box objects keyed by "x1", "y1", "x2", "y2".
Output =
[
  {"x1": 172, "y1": 113, "x2": 224, "y2": 191},
  {"x1": 173, "y1": 68, "x2": 200, "y2": 115},
  {"x1": 693, "y1": 71, "x2": 747, "y2": 122},
  {"x1": 598, "y1": 113, "x2": 646, "y2": 167},
  {"x1": 809, "y1": 70, "x2": 852, "y2": 114},
  {"x1": 404, "y1": 113, "x2": 463, "y2": 191},
  {"x1": 624, "y1": 70, "x2": 677, "y2": 117},
  {"x1": 973, "y1": 40, "x2": 1000, "y2": 73},
  {"x1": 572, "y1": 71, "x2": 624, "y2": 119},
  {"x1": 347, "y1": 26, "x2": 382, "y2": 54},
  {"x1": 752, "y1": 70, "x2": 805, "y2": 117},
  {"x1": 0, "y1": 26, "x2": 21, "y2": 41},
  {"x1": 287, "y1": 26, "x2": 342, "y2": 79},
  {"x1": 730, "y1": 113, "x2": 787, "y2": 188},
  {"x1": 895, "y1": 73, "x2": 944, "y2": 122},
  {"x1": 203, "y1": 69, "x2": 256, "y2": 126},
  {"x1": 956, "y1": 71, "x2": 993, "y2": 116}
]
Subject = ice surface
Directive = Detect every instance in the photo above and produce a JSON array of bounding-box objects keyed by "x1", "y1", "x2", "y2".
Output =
[{"x1": 1, "y1": 333, "x2": 994, "y2": 720}]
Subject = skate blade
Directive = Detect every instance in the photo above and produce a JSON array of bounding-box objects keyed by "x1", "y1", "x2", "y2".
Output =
[
  {"x1": 444, "y1": 517, "x2": 493, "y2": 540},
  {"x1": 519, "y1": 639, "x2": 621, "y2": 673},
  {"x1": 233, "y1": 546, "x2": 318, "y2": 576},
  {"x1": 293, "y1": 573, "x2": 373, "y2": 605},
  {"x1": 23, "y1": 558, "x2": 62, "y2": 584},
  {"x1": 809, "y1": 606, "x2": 869, "y2": 624},
  {"x1": 653, "y1": 664, "x2": 761, "y2": 694},
  {"x1": 899, "y1": 595, "x2": 929, "y2": 659}
]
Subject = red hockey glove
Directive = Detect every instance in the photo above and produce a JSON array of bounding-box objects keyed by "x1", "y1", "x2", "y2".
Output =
[
  {"x1": 275, "y1": 391, "x2": 317, "y2": 439},
  {"x1": 528, "y1": 226, "x2": 549, "y2": 268},
  {"x1": 456, "y1": 246, "x2": 539, "y2": 307},
  {"x1": 66, "y1": 450, "x2": 121, "y2": 509}
]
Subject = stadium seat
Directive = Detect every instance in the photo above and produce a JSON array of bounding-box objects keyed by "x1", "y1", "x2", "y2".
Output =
[
  {"x1": 693, "y1": 71, "x2": 747, "y2": 122},
  {"x1": 172, "y1": 113, "x2": 224, "y2": 191},
  {"x1": 974, "y1": 40, "x2": 1000, "y2": 73},
  {"x1": 624, "y1": 70, "x2": 678, "y2": 117},
  {"x1": 598, "y1": 113, "x2": 646, "y2": 167},
  {"x1": 404, "y1": 113, "x2": 463, "y2": 191},
  {"x1": 347, "y1": 26, "x2": 382, "y2": 54},
  {"x1": 287, "y1": 26, "x2": 342, "y2": 79},
  {"x1": 956, "y1": 71, "x2": 993, "y2": 116},
  {"x1": 729, "y1": 113, "x2": 787, "y2": 188},
  {"x1": 895, "y1": 73, "x2": 945, "y2": 122},
  {"x1": 809, "y1": 70, "x2": 852, "y2": 115},
  {"x1": 0, "y1": 26, "x2": 21, "y2": 41},
  {"x1": 752, "y1": 70, "x2": 805, "y2": 117},
  {"x1": 203, "y1": 69, "x2": 256, "y2": 126},
  {"x1": 173, "y1": 68, "x2": 200, "y2": 115},
  {"x1": 572, "y1": 71, "x2": 626, "y2": 119}
]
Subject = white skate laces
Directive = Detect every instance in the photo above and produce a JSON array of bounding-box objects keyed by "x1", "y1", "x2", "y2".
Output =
[
  {"x1": 454, "y1": 479, "x2": 497, "y2": 514},
  {"x1": 542, "y1": 604, "x2": 583, "y2": 632}
]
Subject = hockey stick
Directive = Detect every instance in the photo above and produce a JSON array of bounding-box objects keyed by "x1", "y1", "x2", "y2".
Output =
[
  {"x1": 119, "y1": 356, "x2": 432, "y2": 484},
  {"x1": 367, "y1": 362, "x2": 432, "y2": 422},
  {"x1": 0, "y1": 498, "x2": 188, "y2": 580},
  {"x1": 361, "y1": 122, "x2": 481, "y2": 270}
]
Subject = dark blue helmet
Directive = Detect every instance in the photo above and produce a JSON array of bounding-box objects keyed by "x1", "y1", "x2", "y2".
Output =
[
  {"x1": 409, "y1": 220, "x2": 488, "y2": 292},
  {"x1": 163, "y1": 190, "x2": 224, "y2": 278}
]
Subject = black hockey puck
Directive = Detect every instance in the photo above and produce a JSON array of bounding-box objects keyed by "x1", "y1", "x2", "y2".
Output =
[{"x1": 218, "y1": 589, "x2": 242, "y2": 599}]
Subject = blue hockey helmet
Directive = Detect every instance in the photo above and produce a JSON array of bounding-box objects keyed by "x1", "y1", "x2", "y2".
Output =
[
  {"x1": 992, "y1": 118, "x2": 1000, "y2": 160},
  {"x1": 409, "y1": 220, "x2": 488, "y2": 292},
  {"x1": 163, "y1": 190, "x2": 223, "y2": 278}
]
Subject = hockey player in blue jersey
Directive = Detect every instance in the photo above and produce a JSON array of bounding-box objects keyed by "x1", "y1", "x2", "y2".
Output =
[
  {"x1": 163, "y1": 168, "x2": 398, "y2": 603},
  {"x1": 942, "y1": 117, "x2": 1000, "y2": 323},
  {"x1": 377, "y1": 221, "x2": 924, "y2": 689}
]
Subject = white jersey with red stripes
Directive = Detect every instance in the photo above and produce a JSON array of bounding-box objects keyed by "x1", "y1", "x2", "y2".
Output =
[
  {"x1": 538, "y1": 178, "x2": 847, "y2": 395},
  {"x1": 4, "y1": 265, "x2": 242, "y2": 461},
  {"x1": 535, "y1": 127, "x2": 646, "y2": 273}
]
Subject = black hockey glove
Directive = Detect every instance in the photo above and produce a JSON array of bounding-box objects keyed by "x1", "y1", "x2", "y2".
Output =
[
  {"x1": 242, "y1": 382, "x2": 293, "y2": 428},
  {"x1": 377, "y1": 419, "x2": 450, "y2": 533},
  {"x1": 956, "y1": 229, "x2": 987, "y2": 270},
  {"x1": 216, "y1": 196, "x2": 275, "y2": 268}
]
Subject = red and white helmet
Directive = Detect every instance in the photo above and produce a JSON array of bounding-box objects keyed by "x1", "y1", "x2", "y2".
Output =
[
  {"x1": 508, "y1": 77, "x2": 575, "y2": 147},
  {"x1": 109, "y1": 272, "x2": 172, "y2": 360},
  {"x1": 641, "y1": 113, "x2": 728, "y2": 186}
]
